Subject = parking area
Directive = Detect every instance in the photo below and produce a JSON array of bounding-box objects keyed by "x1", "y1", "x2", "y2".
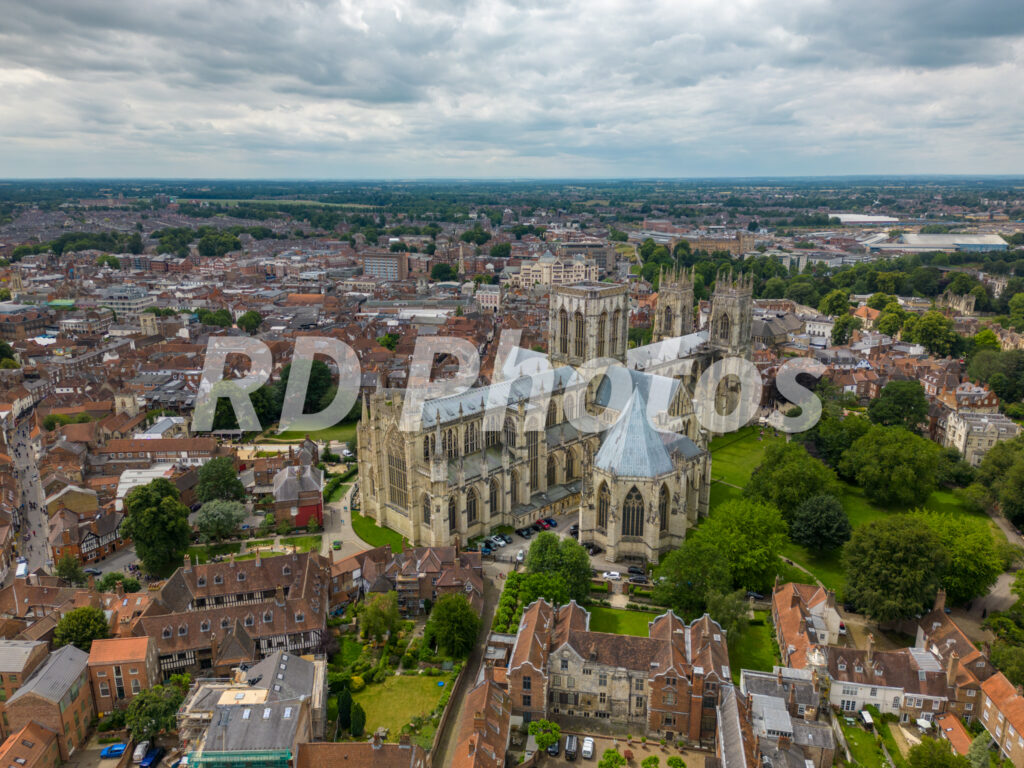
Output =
[
  {"x1": 65, "y1": 735, "x2": 123, "y2": 768},
  {"x1": 536, "y1": 733, "x2": 706, "y2": 766}
]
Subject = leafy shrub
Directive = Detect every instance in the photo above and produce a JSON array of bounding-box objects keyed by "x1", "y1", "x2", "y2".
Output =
[{"x1": 349, "y1": 675, "x2": 365, "y2": 692}]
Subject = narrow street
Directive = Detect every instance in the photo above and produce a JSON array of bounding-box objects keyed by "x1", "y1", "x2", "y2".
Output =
[{"x1": 8, "y1": 419, "x2": 49, "y2": 581}]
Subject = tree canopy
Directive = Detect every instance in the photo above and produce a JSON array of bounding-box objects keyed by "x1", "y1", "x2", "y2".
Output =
[
  {"x1": 788, "y1": 494, "x2": 851, "y2": 551},
  {"x1": 361, "y1": 591, "x2": 400, "y2": 643},
  {"x1": 426, "y1": 593, "x2": 480, "y2": 657},
  {"x1": 54, "y1": 606, "x2": 110, "y2": 651},
  {"x1": 839, "y1": 425, "x2": 943, "y2": 507},
  {"x1": 196, "y1": 499, "x2": 246, "y2": 542},
  {"x1": 842, "y1": 516, "x2": 948, "y2": 621},
  {"x1": 56, "y1": 554, "x2": 87, "y2": 586},
  {"x1": 125, "y1": 675, "x2": 190, "y2": 742},
  {"x1": 744, "y1": 442, "x2": 840, "y2": 518},
  {"x1": 120, "y1": 478, "x2": 192, "y2": 576},
  {"x1": 196, "y1": 456, "x2": 245, "y2": 503},
  {"x1": 868, "y1": 380, "x2": 929, "y2": 432},
  {"x1": 525, "y1": 532, "x2": 592, "y2": 603}
]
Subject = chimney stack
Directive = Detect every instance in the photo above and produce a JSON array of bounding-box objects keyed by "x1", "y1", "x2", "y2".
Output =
[
  {"x1": 184, "y1": 554, "x2": 192, "y2": 573},
  {"x1": 947, "y1": 652, "x2": 960, "y2": 688},
  {"x1": 934, "y1": 589, "x2": 947, "y2": 614},
  {"x1": 275, "y1": 585, "x2": 286, "y2": 607},
  {"x1": 866, "y1": 633, "x2": 875, "y2": 665},
  {"x1": 116, "y1": 580, "x2": 125, "y2": 598}
]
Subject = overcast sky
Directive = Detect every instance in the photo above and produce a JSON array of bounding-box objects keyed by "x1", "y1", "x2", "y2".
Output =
[{"x1": 1, "y1": 0, "x2": 1023, "y2": 178}]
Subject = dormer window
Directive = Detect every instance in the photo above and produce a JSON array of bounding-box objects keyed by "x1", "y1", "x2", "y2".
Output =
[
  {"x1": 855, "y1": 666, "x2": 863, "y2": 674},
  {"x1": 244, "y1": 614, "x2": 254, "y2": 627},
  {"x1": 200, "y1": 620, "x2": 210, "y2": 632},
  {"x1": 162, "y1": 627, "x2": 172, "y2": 639},
  {"x1": 283, "y1": 566, "x2": 291, "y2": 576},
  {"x1": 237, "y1": 572, "x2": 246, "y2": 582},
  {"x1": 263, "y1": 611, "x2": 273, "y2": 623},
  {"x1": 838, "y1": 662, "x2": 846, "y2": 671},
  {"x1": 178, "y1": 624, "x2": 187, "y2": 636},
  {"x1": 214, "y1": 575, "x2": 223, "y2": 585},
  {"x1": 197, "y1": 577, "x2": 206, "y2": 587},
  {"x1": 221, "y1": 618, "x2": 230, "y2": 629},
  {"x1": 294, "y1": 612, "x2": 304, "y2": 623}
]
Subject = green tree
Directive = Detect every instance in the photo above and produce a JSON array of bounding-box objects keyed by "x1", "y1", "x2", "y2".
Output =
[
  {"x1": 842, "y1": 516, "x2": 948, "y2": 621},
  {"x1": 519, "y1": 571, "x2": 571, "y2": 607},
  {"x1": 196, "y1": 500, "x2": 246, "y2": 543},
  {"x1": 350, "y1": 702, "x2": 366, "y2": 738},
  {"x1": 525, "y1": 532, "x2": 592, "y2": 603},
  {"x1": 237, "y1": 310, "x2": 262, "y2": 334},
  {"x1": 642, "y1": 758, "x2": 660, "y2": 768},
  {"x1": 361, "y1": 591, "x2": 400, "y2": 643},
  {"x1": 426, "y1": 593, "x2": 480, "y2": 657},
  {"x1": 599, "y1": 749, "x2": 627, "y2": 768},
  {"x1": 912, "y1": 509, "x2": 1005, "y2": 605},
  {"x1": 868, "y1": 380, "x2": 930, "y2": 432},
  {"x1": 744, "y1": 443, "x2": 839, "y2": 518},
  {"x1": 120, "y1": 478, "x2": 192, "y2": 576},
  {"x1": 96, "y1": 572, "x2": 141, "y2": 593},
  {"x1": 653, "y1": 534, "x2": 732, "y2": 615},
  {"x1": 489, "y1": 242, "x2": 511, "y2": 258},
  {"x1": 431, "y1": 263, "x2": 457, "y2": 281},
  {"x1": 831, "y1": 313, "x2": 863, "y2": 345},
  {"x1": 338, "y1": 687, "x2": 353, "y2": 731},
  {"x1": 667, "y1": 758, "x2": 686, "y2": 768},
  {"x1": 867, "y1": 293, "x2": 893, "y2": 310},
  {"x1": 377, "y1": 332, "x2": 399, "y2": 350},
  {"x1": 877, "y1": 312, "x2": 904, "y2": 337},
  {"x1": 196, "y1": 456, "x2": 245, "y2": 502},
  {"x1": 818, "y1": 289, "x2": 850, "y2": 316},
  {"x1": 909, "y1": 310, "x2": 959, "y2": 356},
  {"x1": 527, "y1": 720, "x2": 561, "y2": 752},
  {"x1": 974, "y1": 328, "x2": 1001, "y2": 353},
  {"x1": 990, "y1": 643, "x2": 1024, "y2": 687},
  {"x1": 695, "y1": 499, "x2": 788, "y2": 592},
  {"x1": 908, "y1": 737, "x2": 970, "y2": 768},
  {"x1": 839, "y1": 425, "x2": 943, "y2": 507},
  {"x1": 788, "y1": 494, "x2": 851, "y2": 551},
  {"x1": 762, "y1": 276, "x2": 786, "y2": 299},
  {"x1": 125, "y1": 680, "x2": 188, "y2": 742},
  {"x1": 705, "y1": 590, "x2": 749, "y2": 636},
  {"x1": 56, "y1": 554, "x2": 87, "y2": 586},
  {"x1": 53, "y1": 606, "x2": 110, "y2": 651}
]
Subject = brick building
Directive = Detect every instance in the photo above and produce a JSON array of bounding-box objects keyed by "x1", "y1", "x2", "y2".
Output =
[{"x1": 88, "y1": 636, "x2": 161, "y2": 715}]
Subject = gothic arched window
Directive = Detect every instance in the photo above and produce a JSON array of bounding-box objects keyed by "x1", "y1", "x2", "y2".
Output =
[
  {"x1": 574, "y1": 311, "x2": 585, "y2": 358},
  {"x1": 387, "y1": 432, "x2": 408, "y2": 509},
  {"x1": 464, "y1": 421, "x2": 480, "y2": 455},
  {"x1": 566, "y1": 449, "x2": 576, "y2": 481},
  {"x1": 422, "y1": 494, "x2": 431, "y2": 525},
  {"x1": 503, "y1": 416, "x2": 517, "y2": 448},
  {"x1": 659, "y1": 484, "x2": 670, "y2": 532},
  {"x1": 598, "y1": 482, "x2": 610, "y2": 529},
  {"x1": 611, "y1": 308, "x2": 622, "y2": 353},
  {"x1": 547, "y1": 456, "x2": 557, "y2": 486},
  {"x1": 663, "y1": 305, "x2": 673, "y2": 333},
  {"x1": 546, "y1": 399, "x2": 558, "y2": 428},
  {"x1": 448, "y1": 496, "x2": 457, "y2": 532},
  {"x1": 621, "y1": 486, "x2": 645, "y2": 538},
  {"x1": 510, "y1": 469, "x2": 520, "y2": 506},
  {"x1": 597, "y1": 311, "x2": 607, "y2": 358},
  {"x1": 422, "y1": 434, "x2": 435, "y2": 462},
  {"x1": 443, "y1": 428, "x2": 458, "y2": 459},
  {"x1": 559, "y1": 308, "x2": 569, "y2": 355},
  {"x1": 490, "y1": 478, "x2": 500, "y2": 515},
  {"x1": 717, "y1": 312, "x2": 731, "y2": 343},
  {"x1": 466, "y1": 488, "x2": 478, "y2": 524}
]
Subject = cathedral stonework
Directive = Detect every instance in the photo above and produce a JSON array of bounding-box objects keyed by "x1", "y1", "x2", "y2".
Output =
[{"x1": 357, "y1": 276, "x2": 753, "y2": 564}]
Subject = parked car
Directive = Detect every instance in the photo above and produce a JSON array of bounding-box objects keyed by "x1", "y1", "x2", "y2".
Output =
[
  {"x1": 565, "y1": 734, "x2": 579, "y2": 761},
  {"x1": 517, "y1": 527, "x2": 533, "y2": 539},
  {"x1": 480, "y1": 545, "x2": 492, "y2": 555},
  {"x1": 627, "y1": 566, "x2": 645, "y2": 577},
  {"x1": 84, "y1": 567, "x2": 103, "y2": 576},
  {"x1": 602, "y1": 571, "x2": 621, "y2": 581},
  {"x1": 332, "y1": 540, "x2": 341, "y2": 550},
  {"x1": 544, "y1": 517, "x2": 557, "y2": 528},
  {"x1": 101, "y1": 744, "x2": 127, "y2": 759},
  {"x1": 529, "y1": 524, "x2": 543, "y2": 534},
  {"x1": 516, "y1": 550, "x2": 525, "y2": 563},
  {"x1": 581, "y1": 737, "x2": 595, "y2": 759},
  {"x1": 569, "y1": 523, "x2": 579, "y2": 536},
  {"x1": 498, "y1": 533, "x2": 513, "y2": 544},
  {"x1": 547, "y1": 737, "x2": 560, "y2": 757},
  {"x1": 536, "y1": 519, "x2": 551, "y2": 529},
  {"x1": 628, "y1": 576, "x2": 649, "y2": 585},
  {"x1": 141, "y1": 746, "x2": 165, "y2": 768},
  {"x1": 133, "y1": 743, "x2": 152, "y2": 764},
  {"x1": 838, "y1": 622, "x2": 847, "y2": 635},
  {"x1": 488, "y1": 536, "x2": 507, "y2": 549},
  {"x1": 746, "y1": 591, "x2": 765, "y2": 600}
]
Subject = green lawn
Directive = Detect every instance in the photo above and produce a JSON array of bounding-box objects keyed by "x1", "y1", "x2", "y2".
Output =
[
  {"x1": 588, "y1": 606, "x2": 656, "y2": 637},
  {"x1": 840, "y1": 720, "x2": 887, "y2": 768},
  {"x1": 351, "y1": 511, "x2": 407, "y2": 553},
  {"x1": 187, "y1": 542, "x2": 242, "y2": 564},
  {"x1": 236, "y1": 550, "x2": 283, "y2": 561},
  {"x1": 281, "y1": 534, "x2": 323, "y2": 553},
  {"x1": 709, "y1": 429, "x2": 986, "y2": 596},
  {"x1": 326, "y1": 483, "x2": 350, "y2": 503},
  {"x1": 727, "y1": 612, "x2": 778, "y2": 683},
  {"x1": 352, "y1": 675, "x2": 451, "y2": 741},
  {"x1": 259, "y1": 421, "x2": 358, "y2": 445},
  {"x1": 331, "y1": 637, "x2": 365, "y2": 670}
]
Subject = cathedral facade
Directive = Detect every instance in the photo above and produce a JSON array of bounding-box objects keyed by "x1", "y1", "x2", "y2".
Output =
[{"x1": 357, "y1": 276, "x2": 753, "y2": 564}]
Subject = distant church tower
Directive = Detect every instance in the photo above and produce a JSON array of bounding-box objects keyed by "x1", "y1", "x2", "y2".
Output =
[
  {"x1": 653, "y1": 266, "x2": 695, "y2": 341},
  {"x1": 708, "y1": 270, "x2": 753, "y2": 360},
  {"x1": 549, "y1": 282, "x2": 629, "y2": 367}
]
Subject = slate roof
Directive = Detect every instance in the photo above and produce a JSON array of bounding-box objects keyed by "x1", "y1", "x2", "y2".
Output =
[
  {"x1": 0, "y1": 640, "x2": 46, "y2": 673},
  {"x1": 8, "y1": 645, "x2": 88, "y2": 704},
  {"x1": 594, "y1": 388, "x2": 673, "y2": 477}
]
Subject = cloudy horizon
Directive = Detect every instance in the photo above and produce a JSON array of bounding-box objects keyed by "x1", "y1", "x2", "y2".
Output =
[{"x1": 2, "y1": 0, "x2": 1023, "y2": 179}]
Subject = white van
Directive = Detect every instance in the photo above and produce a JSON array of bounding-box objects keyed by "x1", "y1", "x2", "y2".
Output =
[{"x1": 133, "y1": 742, "x2": 151, "y2": 763}]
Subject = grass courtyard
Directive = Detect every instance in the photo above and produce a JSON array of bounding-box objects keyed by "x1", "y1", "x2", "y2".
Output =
[
  {"x1": 187, "y1": 542, "x2": 242, "y2": 564},
  {"x1": 258, "y1": 421, "x2": 358, "y2": 445},
  {"x1": 708, "y1": 426, "x2": 988, "y2": 595},
  {"x1": 352, "y1": 675, "x2": 452, "y2": 742},
  {"x1": 588, "y1": 605, "x2": 656, "y2": 636},
  {"x1": 726, "y1": 611, "x2": 778, "y2": 683},
  {"x1": 351, "y1": 510, "x2": 407, "y2": 553}
]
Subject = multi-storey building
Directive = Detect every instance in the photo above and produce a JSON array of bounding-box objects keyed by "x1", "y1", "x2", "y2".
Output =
[
  {"x1": 98, "y1": 285, "x2": 154, "y2": 319},
  {"x1": 87, "y1": 637, "x2": 161, "y2": 715},
  {"x1": 0, "y1": 641, "x2": 49, "y2": 738},
  {"x1": 510, "y1": 251, "x2": 599, "y2": 289},
  {"x1": 504, "y1": 599, "x2": 730, "y2": 747}
]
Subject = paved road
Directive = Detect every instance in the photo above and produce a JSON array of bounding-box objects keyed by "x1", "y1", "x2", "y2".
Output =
[{"x1": 8, "y1": 420, "x2": 49, "y2": 580}]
